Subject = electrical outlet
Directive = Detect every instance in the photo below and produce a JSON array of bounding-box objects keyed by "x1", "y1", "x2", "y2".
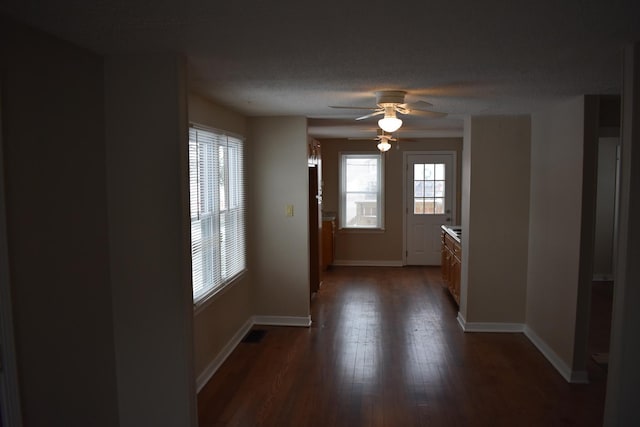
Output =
[{"x1": 286, "y1": 204, "x2": 294, "y2": 217}]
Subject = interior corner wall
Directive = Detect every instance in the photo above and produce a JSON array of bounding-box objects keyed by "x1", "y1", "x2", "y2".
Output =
[
  {"x1": 462, "y1": 116, "x2": 531, "y2": 324},
  {"x1": 527, "y1": 96, "x2": 586, "y2": 371},
  {"x1": 0, "y1": 18, "x2": 119, "y2": 426},
  {"x1": 248, "y1": 117, "x2": 310, "y2": 319},
  {"x1": 459, "y1": 117, "x2": 472, "y2": 318},
  {"x1": 104, "y1": 55, "x2": 197, "y2": 427},
  {"x1": 187, "y1": 93, "x2": 253, "y2": 378},
  {"x1": 573, "y1": 95, "x2": 600, "y2": 375},
  {"x1": 604, "y1": 42, "x2": 640, "y2": 427}
]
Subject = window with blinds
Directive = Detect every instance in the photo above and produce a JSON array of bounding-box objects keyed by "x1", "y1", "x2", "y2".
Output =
[{"x1": 189, "y1": 125, "x2": 246, "y2": 303}]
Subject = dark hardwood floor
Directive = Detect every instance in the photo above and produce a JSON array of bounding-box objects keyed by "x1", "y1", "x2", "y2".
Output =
[{"x1": 197, "y1": 266, "x2": 607, "y2": 426}]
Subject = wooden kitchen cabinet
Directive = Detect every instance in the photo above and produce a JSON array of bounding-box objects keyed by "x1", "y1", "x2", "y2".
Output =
[
  {"x1": 321, "y1": 219, "x2": 335, "y2": 270},
  {"x1": 441, "y1": 227, "x2": 461, "y2": 305}
]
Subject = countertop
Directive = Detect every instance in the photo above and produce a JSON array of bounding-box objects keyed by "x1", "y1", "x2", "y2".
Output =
[
  {"x1": 322, "y1": 212, "x2": 336, "y2": 222},
  {"x1": 441, "y1": 225, "x2": 461, "y2": 243}
]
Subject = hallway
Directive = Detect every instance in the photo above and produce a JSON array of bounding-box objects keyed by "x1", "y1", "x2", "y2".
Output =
[{"x1": 197, "y1": 266, "x2": 606, "y2": 426}]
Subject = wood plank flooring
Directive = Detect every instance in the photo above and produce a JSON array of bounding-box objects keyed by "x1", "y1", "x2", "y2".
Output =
[{"x1": 197, "y1": 266, "x2": 606, "y2": 427}]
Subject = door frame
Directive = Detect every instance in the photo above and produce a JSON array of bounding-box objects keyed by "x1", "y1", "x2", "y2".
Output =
[
  {"x1": 0, "y1": 84, "x2": 24, "y2": 427},
  {"x1": 402, "y1": 150, "x2": 457, "y2": 266}
]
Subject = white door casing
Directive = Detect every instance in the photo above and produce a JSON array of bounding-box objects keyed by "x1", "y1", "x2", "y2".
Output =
[{"x1": 404, "y1": 152, "x2": 456, "y2": 265}]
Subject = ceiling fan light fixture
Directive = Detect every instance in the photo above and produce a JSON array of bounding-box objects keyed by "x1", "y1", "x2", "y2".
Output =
[
  {"x1": 378, "y1": 107, "x2": 402, "y2": 133},
  {"x1": 377, "y1": 140, "x2": 392, "y2": 152},
  {"x1": 378, "y1": 116, "x2": 402, "y2": 133}
]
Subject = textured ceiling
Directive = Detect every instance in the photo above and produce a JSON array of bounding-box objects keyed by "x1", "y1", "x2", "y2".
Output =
[{"x1": 2, "y1": 0, "x2": 639, "y2": 138}]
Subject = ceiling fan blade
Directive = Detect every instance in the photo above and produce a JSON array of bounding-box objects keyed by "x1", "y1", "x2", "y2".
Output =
[
  {"x1": 355, "y1": 110, "x2": 385, "y2": 120},
  {"x1": 407, "y1": 109, "x2": 448, "y2": 118},
  {"x1": 404, "y1": 100, "x2": 434, "y2": 109},
  {"x1": 329, "y1": 105, "x2": 378, "y2": 110}
]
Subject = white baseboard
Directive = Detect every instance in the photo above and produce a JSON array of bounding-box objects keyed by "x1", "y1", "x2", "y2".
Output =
[
  {"x1": 456, "y1": 313, "x2": 524, "y2": 333},
  {"x1": 523, "y1": 326, "x2": 589, "y2": 384},
  {"x1": 332, "y1": 260, "x2": 403, "y2": 267},
  {"x1": 457, "y1": 316, "x2": 589, "y2": 384},
  {"x1": 253, "y1": 315, "x2": 312, "y2": 327},
  {"x1": 196, "y1": 316, "x2": 254, "y2": 393}
]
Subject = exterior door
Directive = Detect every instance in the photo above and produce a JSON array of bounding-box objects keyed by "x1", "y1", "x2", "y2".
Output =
[{"x1": 405, "y1": 153, "x2": 455, "y2": 265}]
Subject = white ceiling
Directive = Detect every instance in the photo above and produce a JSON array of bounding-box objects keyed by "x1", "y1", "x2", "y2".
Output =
[{"x1": 2, "y1": 0, "x2": 639, "y2": 139}]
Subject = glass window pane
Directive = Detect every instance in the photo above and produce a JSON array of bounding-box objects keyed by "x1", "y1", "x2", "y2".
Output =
[
  {"x1": 435, "y1": 163, "x2": 445, "y2": 180},
  {"x1": 346, "y1": 158, "x2": 379, "y2": 192},
  {"x1": 414, "y1": 199, "x2": 424, "y2": 214},
  {"x1": 341, "y1": 154, "x2": 383, "y2": 228},
  {"x1": 346, "y1": 193, "x2": 377, "y2": 227},
  {"x1": 435, "y1": 181, "x2": 445, "y2": 197},
  {"x1": 424, "y1": 164, "x2": 435, "y2": 180},
  {"x1": 414, "y1": 181, "x2": 424, "y2": 197},
  {"x1": 414, "y1": 164, "x2": 424, "y2": 180},
  {"x1": 425, "y1": 181, "x2": 435, "y2": 197},
  {"x1": 424, "y1": 200, "x2": 435, "y2": 214},
  {"x1": 434, "y1": 198, "x2": 445, "y2": 214}
]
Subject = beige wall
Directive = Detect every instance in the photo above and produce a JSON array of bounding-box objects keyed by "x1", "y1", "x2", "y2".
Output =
[
  {"x1": 321, "y1": 138, "x2": 463, "y2": 263},
  {"x1": 460, "y1": 116, "x2": 531, "y2": 324},
  {"x1": 460, "y1": 118, "x2": 472, "y2": 316},
  {"x1": 188, "y1": 94, "x2": 253, "y2": 377},
  {"x1": 105, "y1": 55, "x2": 197, "y2": 426},
  {"x1": 527, "y1": 97, "x2": 586, "y2": 371},
  {"x1": 248, "y1": 117, "x2": 311, "y2": 318},
  {"x1": 1, "y1": 18, "x2": 120, "y2": 427}
]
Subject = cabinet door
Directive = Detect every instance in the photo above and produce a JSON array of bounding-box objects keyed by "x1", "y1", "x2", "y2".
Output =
[
  {"x1": 321, "y1": 220, "x2": 334, "y2": 270},
  {"x1": 452, "y1": 256, "x2": 461, "y2": 305},
  {"x1": 441, "y1": 232, "x2": 449, "y2": 281}
]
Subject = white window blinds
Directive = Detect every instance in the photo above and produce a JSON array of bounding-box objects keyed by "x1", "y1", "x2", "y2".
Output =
[{"x1": 189, "y1": 125, "x2": 246, "y2": 303}]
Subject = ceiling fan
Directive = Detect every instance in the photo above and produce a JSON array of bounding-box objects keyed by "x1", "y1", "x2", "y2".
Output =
[
  {"x1": 349, "y1": 131, "x2": 416, "y2": 152},
  {"x1": 331, "y1": 90, "x2": 447, "y2": 132}
]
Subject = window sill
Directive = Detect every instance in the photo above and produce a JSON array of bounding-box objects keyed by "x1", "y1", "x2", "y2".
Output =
[
  {"x1": 338, "y1": 227, "x2": 386, "y2": 234},
  {"x1": 193, "y1": 269, "x2": 247, "y2": 316}
]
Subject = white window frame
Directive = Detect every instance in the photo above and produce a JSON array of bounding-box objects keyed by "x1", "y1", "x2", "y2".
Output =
[
  {"x1": 339, "y1": 152, "x2": 385, "y2": 230},
  {"x1": 189, "y1": 124, "x2": 246, "y2": 307}
]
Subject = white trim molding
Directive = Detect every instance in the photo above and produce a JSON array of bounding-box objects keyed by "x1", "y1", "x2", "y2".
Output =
[
  {"x1": 332, "y1": 260, "x2": 403, "y2": 267},
  {"x1": 523, "y1": 326, "x2": 589, "y2": 384},
  {"x1": 456, "y1": 313, "x2": 524, "y2": 333},
  {"x1": 253, "y1": 315, "x2": 312, "y2": 327},
  {"x1": 456, "y1": 314, "x2": 589, "y2": 384},
  {"x1": 196, "y1": 317, "x2": 253, "y2": 393}
]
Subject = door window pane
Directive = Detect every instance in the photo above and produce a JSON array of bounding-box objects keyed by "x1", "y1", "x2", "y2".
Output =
[{"x1": 413, "y1": 163, "x2": 445, "y2": 215}]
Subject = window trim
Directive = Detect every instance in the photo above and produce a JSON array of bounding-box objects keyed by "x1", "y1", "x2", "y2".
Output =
[
  {"x1": 189, "y1": 123, "x2": 247, "y2": 309},
  {"x1": 338, "y1": 151, "x2": 385, "y2": 230}
]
